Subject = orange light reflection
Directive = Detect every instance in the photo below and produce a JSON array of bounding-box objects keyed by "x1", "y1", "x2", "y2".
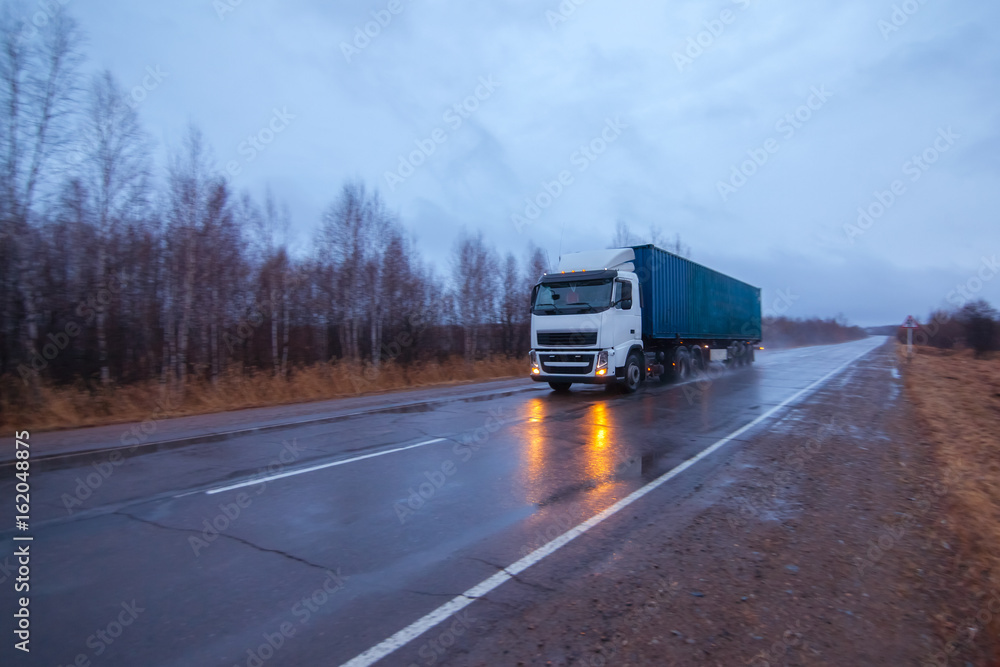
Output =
[
  {"x1": 520, "y1": 398, "x2": 547, "y2": 503},
  {"x1": 584, "y1": 401, "x2": 616, "y2": 481}
]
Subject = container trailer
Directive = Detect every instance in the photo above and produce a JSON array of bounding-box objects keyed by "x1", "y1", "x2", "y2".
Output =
[{"x1": 528, "y1": 245, "x2": 762, "y2": 392}]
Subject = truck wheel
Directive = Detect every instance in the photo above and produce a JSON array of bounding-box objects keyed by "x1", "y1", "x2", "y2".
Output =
[
  {"x1": 675, "y1": 348, "x2": 693, "y2": 381},
  {"x1": 548, "y1": 381, "x2": 572, "y2": 393},
  {"x1": 621, "y1": 353, "x2": 642, "y2": 393}
]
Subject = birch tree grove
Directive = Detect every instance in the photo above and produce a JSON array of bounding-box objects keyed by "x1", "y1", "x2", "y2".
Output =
[
  {"x1": 79, "y1": 70, "x2": 151, "y2": 384},
  {"x1": 0, "y1": 9, "x2": 540, "y2": 407}
]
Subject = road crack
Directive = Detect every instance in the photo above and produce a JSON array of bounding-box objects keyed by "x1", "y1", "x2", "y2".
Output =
[
  {"x1": 113, "y1": 510, "x2": 334, "y2": 572},
  {"x1": 403, "y1": 589, "x2": 467, "y2": 598},
  {"x1": 465, "y1": 556, "x2": 558, "y2": 594}
]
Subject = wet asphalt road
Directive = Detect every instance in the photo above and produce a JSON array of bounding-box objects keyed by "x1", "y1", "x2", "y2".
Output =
[{"x1": 0, "y1": 337, "x2": 885, "y2": 666}]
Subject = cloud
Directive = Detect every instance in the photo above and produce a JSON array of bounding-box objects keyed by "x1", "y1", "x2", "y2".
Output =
[{"x1": 68, "y1": 0, "x2": 1000, "y2": 323}]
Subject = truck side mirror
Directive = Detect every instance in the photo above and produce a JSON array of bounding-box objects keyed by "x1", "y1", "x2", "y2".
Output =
[{"x1": 621, "y1": 281, "x2": 632, "y2": 310}]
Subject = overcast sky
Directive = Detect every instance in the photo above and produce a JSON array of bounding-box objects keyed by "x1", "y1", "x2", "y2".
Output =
[{"x1": 49, "y1": 0, "x2": 1000, "y2": 326}]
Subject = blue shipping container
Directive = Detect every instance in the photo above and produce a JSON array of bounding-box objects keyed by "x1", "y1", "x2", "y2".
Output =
[{"x1": 631, "y1": 244, "x2": 762, "y2": 341}]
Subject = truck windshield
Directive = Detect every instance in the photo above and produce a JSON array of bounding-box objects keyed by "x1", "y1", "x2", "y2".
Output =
[{"x1": 532, "y1": 279, "x2": 613, "y2": 315}]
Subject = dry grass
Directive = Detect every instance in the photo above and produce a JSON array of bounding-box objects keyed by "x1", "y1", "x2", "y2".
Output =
[
  {"x1": 901, "y1": 344, "x2": 1000, "y2": 590},
  {"x1": 0, "y1": 356, "x2": 526, "y2": 432}
]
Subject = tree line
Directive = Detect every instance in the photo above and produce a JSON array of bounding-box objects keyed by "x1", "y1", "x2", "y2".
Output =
[
  {"x1": 895, "y1": 300, "x2": 999, "y2": 358},
  {"x1": 0, "y1": 6, "x2": 548, "y2": 406}
]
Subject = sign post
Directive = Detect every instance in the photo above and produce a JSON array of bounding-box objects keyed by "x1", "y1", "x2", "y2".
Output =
[{"x1": 901, "y1": 315, "x2": 919, "y2": 360}]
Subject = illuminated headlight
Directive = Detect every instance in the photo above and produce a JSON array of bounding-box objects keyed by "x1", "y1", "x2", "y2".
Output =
[
  {"x1": 595, "y1": 351, "x2": 609, "y2": 374},
  {"x1": 530, "y1": 351, "x2": 540, "y2": 374}
]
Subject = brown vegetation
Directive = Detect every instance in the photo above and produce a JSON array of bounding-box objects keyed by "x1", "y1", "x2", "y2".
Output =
[
  {"x1": 898, "y1": 299, "x2": 999, "y2": 358},
  {"x1": 0, "y1": 356, "x2": 525, "y2": 432},
  {"x1": 901, "y1": 344, "x2": 1000, "y2": 606}
]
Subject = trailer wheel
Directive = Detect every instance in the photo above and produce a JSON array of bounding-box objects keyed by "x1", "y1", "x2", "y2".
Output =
[
  {"x1": 621, "y1": 353, "x2": 642, "y2": 393},
  {"x1": 548, "y1": 382, "x2": 572, "y2": 393},
  {"x1": 727, "y1": 343, "x2": 740, "y2": 366},
  {"x1": 693, "y1": 347, "x2": 707, "y2": 372},
  {"x1": 675, "y1": 348, "x2": 693, "y2": 381}
]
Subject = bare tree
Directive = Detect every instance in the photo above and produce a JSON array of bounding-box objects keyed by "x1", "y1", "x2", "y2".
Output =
[
  {"x1": 77, "y1": 70, "x2": 151, "y2": 384},
  {"x1": 524, "y1": 245, "x2": 550, "y2": 285},
  {"x1": 252, "y1": 191, "x2": 292, "y2": 376},
  {"x1": 317, "y1": 182, "x2": 394, "y2": 365},
  {"x1": 499, "y1": 252, "x2": 520, "y2": 354},
  {"x1": 648, "y1": 224, "x2": 663, "y2": 247},
  {"x1": 451, "y1": 230, "x2": 499, "y2": 360},
  {"x1": 164, "y1": 126, "x2": 220, "y2": 394},
  {"x1": 0, "y1": 6, "x2": 83, "y2": 381},
  {"x1": 958, "y1": 300, "x2": 998, "y2": 358},
  {"x1": 667, "y1": 232, "x2": 691, "y2": 258},
  {"x1": 610, "y1": 219, "x2": 632, "y2": 248}
]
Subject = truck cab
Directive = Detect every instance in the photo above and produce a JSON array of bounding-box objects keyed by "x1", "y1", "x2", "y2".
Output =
[{"x1": 529, "y1": 249, "x2": 647, "y2": 392}]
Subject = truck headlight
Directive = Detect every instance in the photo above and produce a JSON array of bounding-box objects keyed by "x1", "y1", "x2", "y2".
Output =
[
  {"x1": 595, "y1": 351, "x2": 609, "y2": 375},
  {"x1": 530, "y1": 351, "x2": 540, "y2": 374}
]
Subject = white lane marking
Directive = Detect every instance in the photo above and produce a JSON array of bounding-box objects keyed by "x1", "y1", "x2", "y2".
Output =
[
  {"x1": 204, "y1": 438, "x2": 447, "y2": 495},
  {"x1": 340, "y1": 343, "x2": 876, "y2": 667}
]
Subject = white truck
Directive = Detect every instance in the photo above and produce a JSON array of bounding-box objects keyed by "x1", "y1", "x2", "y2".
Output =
[{"x1": 529, "y1": 245, "x2": 762, "y2": 392}]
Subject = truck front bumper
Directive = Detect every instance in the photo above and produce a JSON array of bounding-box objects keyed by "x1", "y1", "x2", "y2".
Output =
[
  {"x1": 529, "y1": 349, "x2": 621, "y2": 385},
  {"x1": 530, "y1": 373, "x2": 617, "y2": 385}
]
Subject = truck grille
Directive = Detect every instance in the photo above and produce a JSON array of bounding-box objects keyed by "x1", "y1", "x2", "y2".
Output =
[
  {"x1": 540, "y1": 353, "x2": 595, "y2": 375},
  {"x1": 536, "y1": 331, "x2": 598, "y2": 347}
]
